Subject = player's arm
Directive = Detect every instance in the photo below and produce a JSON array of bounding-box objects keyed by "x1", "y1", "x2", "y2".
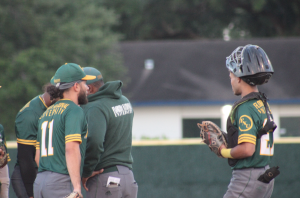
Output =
[
  {"x1": 64, "y1": 107, "x2": 86, "y2": 195},
  {"x1": 15, "y1": 113, "x2": 38, "y2": 197},
  {"x1": 220, "y1": 105, "x2": 257, "y2": 159},
  {"x1": 35, "y1": 143, "x2": 40, "y2": 167},
  {"x1": 220, "y1": 143, "x2": 255, "y2": 159},
  {"x1": 82, "y1": 108, "x2": 106, "y2": 178},
  {"x1": 66, "y1": 141, "x2": 82, "y2": 194}
]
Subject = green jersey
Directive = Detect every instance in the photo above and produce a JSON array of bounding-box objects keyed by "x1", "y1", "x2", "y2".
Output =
[
  {"x1": 36, "y1": 99, "x2": 87, "y2": 175},
  {"x1": 15, "y1": 95, "x2": 47, "y2": 165},
  {"x1": 15, "y1": 95, "x2": 47, "y2": 146},
  {"x1": 233, "y1": 99, "x2": 274, "y2": 169}
]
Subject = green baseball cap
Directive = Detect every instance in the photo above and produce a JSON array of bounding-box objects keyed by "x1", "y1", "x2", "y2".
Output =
[
  {"x1": 50, "y1": 76, "x2": 55, "y2": 85},
  {"x1": 52, "y1": 63, "x2": 96, "y2": 85},
  {"x1": 83, "y1": 67, "x2": 103, "y2": 85}
]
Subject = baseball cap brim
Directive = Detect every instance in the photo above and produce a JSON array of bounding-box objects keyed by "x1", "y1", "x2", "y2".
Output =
[{"x1": 82, "y1": 75, "x2": 96, "y2": 81}]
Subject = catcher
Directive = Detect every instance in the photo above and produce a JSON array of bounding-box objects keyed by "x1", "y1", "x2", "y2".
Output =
[{"x1": 198, "y1": 45, "x2": 279, "y2": 198}]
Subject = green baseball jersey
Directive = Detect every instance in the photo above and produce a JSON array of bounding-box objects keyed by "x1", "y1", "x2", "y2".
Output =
[
  {"x1": 81, "y1": 81, "x2": 134, "y2": 178},
  {"x1": 233, "y1": 99, "x2": 274, "y2": 169},
  {"x1": 15, "y1": 95, "x2": 47, "y2": 165},
  {"x1": 15, "y1": 95, "x2": 48, "y2": 146},
  {"x1": 0, "y1": 124, "x2": 10, "y2": 162},
  {"x1": 36, "y1": 99, "x2": 87, "y2": 175}
]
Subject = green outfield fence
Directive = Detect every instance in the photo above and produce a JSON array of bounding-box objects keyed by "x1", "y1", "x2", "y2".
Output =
[{"x1": 6, "y1": 138, "x2": 300, "y2": 198}]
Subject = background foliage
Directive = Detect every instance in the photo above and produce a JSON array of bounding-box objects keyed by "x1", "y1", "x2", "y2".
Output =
[
  {"x1": 1, "y1": 0, "x2": 300, "y2": 138},
  {"x1": 0, "y1": 0, "x2": 125, "y2": 138},
  {"x1": 101, "y1": 0, "x2": 300, "y2": 40}
]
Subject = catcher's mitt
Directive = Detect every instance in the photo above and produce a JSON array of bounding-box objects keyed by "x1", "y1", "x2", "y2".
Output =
[
  {"x1": 0, "y1": 145, "x2": 8, "y2": 168},
  {"x1": 63, "y1": 191, "x2": 83, "y2": 198},
  {"x1": 197, "y1": 121, "x2": 228, "y2": 158}
]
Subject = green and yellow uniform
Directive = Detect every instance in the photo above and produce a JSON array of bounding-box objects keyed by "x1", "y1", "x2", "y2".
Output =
[
  {"x1": 15, "y1": 95, "x2": 47, "y2": 150},
  {"x1": 12, "y1": 95, "x2": 47, "y2": 197},
  {"x1": 224, "y1": 93, "x2": 276, "y2": 198},
  {"x1": 36, "y1": 99, "x2": 87, "y2": 175},
  {"x1": 232, "y1": 99, "x2": 274, "y2": 169}
]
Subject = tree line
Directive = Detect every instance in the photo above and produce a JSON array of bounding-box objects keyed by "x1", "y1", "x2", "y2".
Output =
[{"x1": 1, "y1": 0, "x2": 299, "y2": 138}]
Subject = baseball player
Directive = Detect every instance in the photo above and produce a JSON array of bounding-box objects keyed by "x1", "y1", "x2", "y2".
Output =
[
  {"x1": 81, "y1": 67, "x2": 138, "y2": 198},
  {"x1": 219, "y1": 44, "x2": 278, "y2": 198},
  {"x1": 11, "y1": 85, "x2": 59, "y2": 198},
  {"x1": 34, "y1": 63, "x2": 95, "y2": 198},
  {"x1": 0, "y1": 124, "x2": 11, "y2": 198}
]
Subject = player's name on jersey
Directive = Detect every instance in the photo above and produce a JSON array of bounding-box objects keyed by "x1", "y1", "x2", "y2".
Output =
[
  {"x1": 112, "y1": 103, "x2": 133, "y2": 117},
  {"x1": 40, "y1": 103, "x2": 70, "y2": 119},
  {"x1": 253, "y1": 100, "x2": 266, "y2": 114}
]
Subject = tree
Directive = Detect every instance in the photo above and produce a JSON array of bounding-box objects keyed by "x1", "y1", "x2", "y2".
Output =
[
  {"x1": 100, "y1": 0, "x2": 300, "y2": 40},
  {"x1": 0, "y1": 0, "x2": 125, "y2": 138},
  {"x1": 101, "y1": 0, "x2": 234, "y2": 40},
  {"x1": 227, "y1": 0, "x2": 300, "y2": 38}
]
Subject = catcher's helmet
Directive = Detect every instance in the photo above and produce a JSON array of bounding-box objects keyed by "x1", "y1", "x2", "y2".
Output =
[{"x1": 226, "y1": 44, "x2": 274, "y2": 86}]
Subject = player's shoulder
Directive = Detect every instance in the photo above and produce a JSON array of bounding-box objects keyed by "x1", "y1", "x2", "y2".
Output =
[
  {"x1": 82, "y1": 99, "x2": 104, "y2": 110},
  {"x1": 238, "y1": 99, "x2": 263, "y2": 113},
  {"x1": 16, "y1": 107, "x2": 40, "y2": 124},
  {"x1": 18, "y1": 95, "x2": 45, "y2": 113},
  {"x1": 63, "y1": 100, "x2": 85, "y2": 114},
  {"x1": 236, "y1": 99, "x2": 266, "y2": 124}
]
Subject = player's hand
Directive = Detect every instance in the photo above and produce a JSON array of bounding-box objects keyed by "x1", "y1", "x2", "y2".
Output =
[
  {"x1": 82, "y1": 169, "x2": 104, "y2": 191},
  {"x1": 218, "y1": 144, "x2": 227, "y2": 156},
  {"x1": 219, "y1": 144, "x2": 227, "y2": 151}
]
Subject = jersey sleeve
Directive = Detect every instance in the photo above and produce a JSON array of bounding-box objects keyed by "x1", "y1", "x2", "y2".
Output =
[
  {"x1": 82, "y1": 107, "x2": 107, "y2": 178},
  {"x1": 36, "y1": 125, "x2": 41, "y2": 151},
  {"x1": 64, "y1": 106, "x2": 85, "y2": 144},
  {"x1": 15, "y1": 110, "x2": 39, "y2": 145},
  {"x1": 236, "y1": 102, "x2": 261, "y2": 145}
]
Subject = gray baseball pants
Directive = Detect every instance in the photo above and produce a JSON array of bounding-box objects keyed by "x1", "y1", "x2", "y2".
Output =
[
  {"x1": 34, "y1": 171, "x2": 73, "y2": 198},
  {"x1": 86, "y1": 165, "x2": 138, "y2": 198},
  {"x1": 0, "y1": 165, "x2": 9, "y2": 198},
  {"x1": 224, "y1": 165, "x2": 274, "y2": 198},
  {"x1": 11, "y1": 165, "x2": 38, "y2": 198}
]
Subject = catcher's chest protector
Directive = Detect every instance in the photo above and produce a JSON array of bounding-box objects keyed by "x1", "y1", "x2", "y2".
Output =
[
  {"x1": 226, "y1": 92, "x2": 275, "y2": 167},
  {"x1": 227, "y1": 118, "x2": 239, "y2": 167}
]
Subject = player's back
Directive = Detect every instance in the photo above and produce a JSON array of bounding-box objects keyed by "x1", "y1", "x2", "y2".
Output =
[
  {"x1": 232, "y1": 99, "x2": 274, "y2": 169},
  {"x1": 37, "y1": 99, "x2": 87, "y2": 175}
]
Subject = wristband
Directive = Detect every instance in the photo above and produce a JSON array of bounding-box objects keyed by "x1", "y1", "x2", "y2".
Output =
[{"x1": 221, "y1": 149, "x2": 233, "y2": 158}]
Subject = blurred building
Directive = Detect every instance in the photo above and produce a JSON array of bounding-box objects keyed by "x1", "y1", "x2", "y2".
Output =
[{"x1": 120, "y1": 38, "x2": 300, "y2": 139}]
